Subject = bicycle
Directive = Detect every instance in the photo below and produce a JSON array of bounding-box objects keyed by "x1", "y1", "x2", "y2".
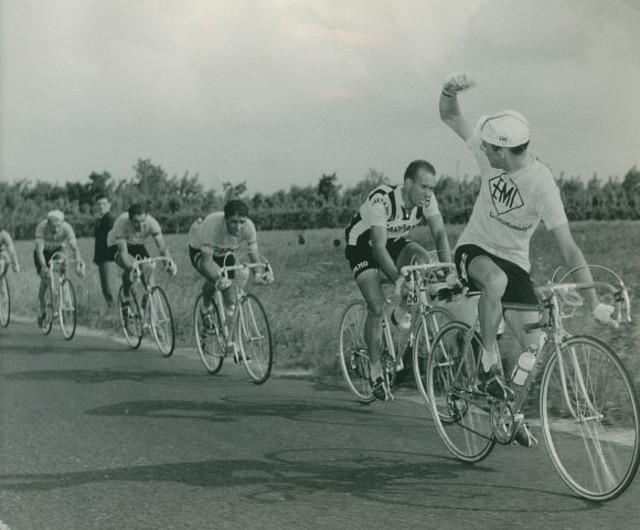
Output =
[
  {"x1": 0, "y1": 258, "x2": 11, "y2": 328},
  {"x1": 338, "y1": 261, "x2": 458, "y2": 403},
  {"x1": 117, "y1": 256, "x2": 177, "y2": 357},
  {"x1": 426, "y1": 265, "x2": 639, "y2": 501},
  {"x1": 193, "y1": 254, "x2": 274, "y2": 384},
  {"x1": 39, "y1": 252, "x2": 85, "y2": 340}
]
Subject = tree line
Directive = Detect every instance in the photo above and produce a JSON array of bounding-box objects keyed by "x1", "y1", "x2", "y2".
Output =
[{"x1": 1, "y1": 159, "x2": 639, "y2": 240}]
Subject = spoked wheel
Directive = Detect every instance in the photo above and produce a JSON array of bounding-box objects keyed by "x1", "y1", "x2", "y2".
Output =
[
  {"x1": 193, "y1": 293, "x2": 225, "y2": 374},
  {"x1": 427, "y1": 320, "x2": 495, "y2": 462},
  {"x1": 59, "y1": 279, "x2": 77, "y2": 340},
  {"x1": 540, "y1": 336, "x2": 640, "y2": 501},
  {"x1": 40, "y1": 284, "x2": 54, "y2": 335},
  {"x1": 118, "y1": 286, "x2": 142, "y2": 349},
  {"x1": 0, "y1": 275, "x2": 10, "y2": 327},
  {"x1": 238, "y1": 293, "x2": 273, "y2": 384},
  {"x1": 413, "y1": 306, "x2": 454, "y2": 406},
  {"x1": 149, "y1": 286, "x2": 175, "y2": 357},
  {"x1": 338, "y1": 300, "x2": 374, "y2": 403}
]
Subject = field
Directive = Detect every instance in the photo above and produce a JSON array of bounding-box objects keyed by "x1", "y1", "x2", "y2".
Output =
[{"x1": 5, "y1": 221, "x2": 640, "y2": 383}]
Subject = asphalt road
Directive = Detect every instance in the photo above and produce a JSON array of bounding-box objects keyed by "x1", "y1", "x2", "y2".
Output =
[{"x1": 0, "y1": 321, "x2": 638, "y2": 530}]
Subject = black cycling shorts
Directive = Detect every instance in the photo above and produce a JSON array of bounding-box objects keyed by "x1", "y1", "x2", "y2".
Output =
[
  {"x1": 455, "y1": 244, "x2": 538, "y2": 307},
  {"x1": 190, "y1": 247, "x2": 237, "y2": 279},
  {"x1": 345, "y1": 238, "x2": 409, "y2": 279},
  {"x1": 112, "y1": 244, "x2": 149, "y2": 268},
  {"x1": 33, "y1": 247, "x2": 64, "y2": 275}
]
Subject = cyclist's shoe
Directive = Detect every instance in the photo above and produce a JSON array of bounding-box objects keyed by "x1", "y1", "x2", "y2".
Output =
[
  {"x1": 477, "y1": 365, "x2": 514, "y2": 401},
  {"x1": 371, "y1": 377, "x2": 392, "y2": 401},
  {"x1": 513, "y1": 415, "x2": 538, "y2": 448}
]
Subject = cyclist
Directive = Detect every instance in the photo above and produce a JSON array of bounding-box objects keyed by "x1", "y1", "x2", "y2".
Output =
[
  {"x1": 107, "y1": 203, "x2": 176, "y2": 309},
  {"x1": 344, "y1": 160, "x2": 452, "y2": 401},
  {"x1": 34, "y1": 210, "x2": 84, "y2": 326},
  {"x1": 188, "y1": 199, "x2": 271, "y2": 318},
  {"x1": 0, "y1": 227, "x2": 21, "y2": 276},
  {"x1": 438, "y1": 71, "x2": 617, "y2": 445}
]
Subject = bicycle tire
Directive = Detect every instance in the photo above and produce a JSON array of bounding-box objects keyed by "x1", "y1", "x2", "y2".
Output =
[
  {"x1": 40, "y1": 283, "x2": 54, "y2": 335},
  {"x1": 118, "y1": 286, "x2": 142, "y2": 349},
  {"x1": 59, "y1": 279, "x2": 77, "y2": 340},
  {"x1": 338, "y1": 300, "x2": 374, "y2": 403},
  {"x1": 540, "y1": 335, "x2": 640, "y2": 501},
  {"x1": 193, "y1": 293, "x2": 225, "y2": 374},
  {"x1": 413, "y1": 306, "x2": 454, "y2": 406},
  {"x1": 238, "y1": 293, "x2": 273, "y2": 384},
  {"x1": 149, "y1": 285, "x2": 175, "y2": 357},
  {"x1": 427, "y1": 320, "x2": 495, "y2": 462},
  {"x1": 0, "y1": 275, "x2": 10, "y2": 327}
]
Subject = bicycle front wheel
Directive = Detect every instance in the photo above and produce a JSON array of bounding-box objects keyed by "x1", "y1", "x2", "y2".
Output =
[
  {"x1": 149, "y1": 286, "x2": 175, "y2": 357},
  {"x1": 540, "y1": 335, "x2": 640, "y2": 501},
  {"x1": 238, "y1": 293, "x2": 273, "y2": 384},
  {"x1": 59, "y1": 279, "x2": 77, "y2": 340},
  {"x1": 0, "y1": 275, "x2": 10, "y2": 327},
  {"x1": 193, "y1": 293, "x2": 225, "y2": 374},
  {"x1": 413, "y1": 306, "x2": 454, "y2": 406},
  {"x1": 40, "y1": 284, "x2": 54, "y2": 335},
  {"x1": 338, "y1": 300, "x2": 374, "y2": 403},
  {"x1": 118, "y1": 286, "x2": 142, "y2": 349},
  {"x1": 427, "y1": 321, "x2": 495, "y2": 462}
]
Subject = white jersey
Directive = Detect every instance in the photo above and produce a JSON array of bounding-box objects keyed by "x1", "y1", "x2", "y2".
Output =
[
  {"x1": 456, "y1": 130, "x2": 568, "y2": 272},
  {"x1": 107, "y1": 212, "x2": 162, "y2": 247},
  {"x1": 345, "y1": 184, "x2": 440, "y2": 247},
  {"x1": 190, "y1": 212, "x2": 258, "y2": 258}
]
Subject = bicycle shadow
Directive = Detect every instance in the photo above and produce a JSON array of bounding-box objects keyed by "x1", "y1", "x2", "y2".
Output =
[
  {"x1": 4, "y1": 369, "x2": 209, "y2": 385},
  {"x1": 0, "y1": 448, "x2": 589, "y2": 513}
]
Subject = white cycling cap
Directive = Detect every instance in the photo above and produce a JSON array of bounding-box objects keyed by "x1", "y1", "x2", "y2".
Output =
[
  {"x1": 47, "y1": 209, "x2": 65, "y2": 222},
  {"x1": 478, "y1": 110, "x2": 530, "y2": 148}
]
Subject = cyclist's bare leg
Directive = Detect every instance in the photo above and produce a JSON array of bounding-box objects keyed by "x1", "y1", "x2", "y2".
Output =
[
  {"x1": 355, "y1": 268, "x2": 386, "y2": 380},
  {"x1": 116, "y1": 252, "x2": 135, "y2": 299},
  {"x1": 467, "y1": 255, "x2": 506, "y2": 366},
  {"x1": 38, "y1": 275, "x2": 51, "y2": 314},
  {"x1": 503, "y1": 309, "x2": 544, "y2": 353}
]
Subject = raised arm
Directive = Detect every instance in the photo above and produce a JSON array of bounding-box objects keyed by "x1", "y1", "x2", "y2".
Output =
[{"x1": 439, "y1": 71, "x2": 476, "y2": 141}]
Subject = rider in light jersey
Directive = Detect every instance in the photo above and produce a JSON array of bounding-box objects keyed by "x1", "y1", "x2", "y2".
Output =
[
  {"x1": 344, "y1": 160, "x2": 452, "y2": 401},
  {"x1": 34, "y1": 210, "x2": 84, "y2": 325},
  {"x1": 189, "y1": 200, "x2": 270, "y2": 315},
  {"x1": 107, "y1": 203, "x2": 175, "y2": 302}
]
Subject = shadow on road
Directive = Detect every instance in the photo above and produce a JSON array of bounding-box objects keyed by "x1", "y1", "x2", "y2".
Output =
[{"x1": 0, "y1": 448, "x2": 588, "y2": 513}]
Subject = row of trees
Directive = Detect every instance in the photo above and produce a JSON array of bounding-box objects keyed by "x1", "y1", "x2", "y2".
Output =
[{"x1": 1, "y1": 159, "x2": 639, "y2": 239}]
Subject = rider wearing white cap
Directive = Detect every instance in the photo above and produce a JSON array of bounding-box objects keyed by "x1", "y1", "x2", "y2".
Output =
[
  {"x1": 34, "y1": 210, "x2": 84, "y2": 326},
  {"x1": 438, "y1": 71, "x2": 618, "y2": 446}
]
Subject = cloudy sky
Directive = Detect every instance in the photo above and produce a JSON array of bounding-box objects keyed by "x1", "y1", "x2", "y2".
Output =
[{"x1": 1, "y1": 0, "x2": 639, "y2": 194}]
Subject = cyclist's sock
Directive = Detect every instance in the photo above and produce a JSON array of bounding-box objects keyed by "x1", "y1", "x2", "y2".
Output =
[{"x1": 370, "y1": 362, "x2": 383, "y2": 381}]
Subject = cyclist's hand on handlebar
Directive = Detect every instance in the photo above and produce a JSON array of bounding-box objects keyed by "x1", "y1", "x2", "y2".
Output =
[
  {"x1": 166, "y1": 260, "x2": 178, "y2": 277},
  {"x1": 255, "y1": 270, "x2": 274, "y2": 285},
  {"x1": 593, "y1": 303, "x2": 619, "y2": 329},
  {"x1": 394, "y1": 275, "x2": 414, "y2": 297},
  {"x1": 12, "y1": 263, "x2": 20, "y2": 274},
  {"x1": 442, "y1": 71, "x2": 476, "y2": 96},
  {"x1": 215, "y1": 277, "x2": 232, "y2": 291}
]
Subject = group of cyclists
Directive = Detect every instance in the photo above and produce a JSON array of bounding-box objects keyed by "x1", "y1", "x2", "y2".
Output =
[{"x1": 1, "y1": 71, "x2": 621, "y2": 448}]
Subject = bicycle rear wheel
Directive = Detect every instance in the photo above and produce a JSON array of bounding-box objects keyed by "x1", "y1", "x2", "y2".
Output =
[
  {"x1": 427, "y1": 321, "x2": 495, "y2": 462},
  {"x1": 413, "y1": 307, "x2": 454, "y2": 406},
  {"x1": 59, "y1": 279, "x2": 77, "y2": 340},
  {"x1": 238, "y1": 293, "x2": 273, "y2": 384},
  {"x1": 149, "y1": 286, "x2": 175, "y2": 357},
  {"x1": 40, "y1": 284, "x2": 54, "y2": 335},
  {"x1": 118, "y1": 286, "x2": 142, "y2": 349},
  {"x1": 540, "y1": 335, "x2": 640, "y2": 501},
  {"x1": 193, "y1": 293, "x2": 225, "y2": 374},
  {"x1": 0, "y1": 275, "x2": 10, "y2": 327},
  {"x1": 338, "y1": 300, "x2": 374, "y2": 403}
]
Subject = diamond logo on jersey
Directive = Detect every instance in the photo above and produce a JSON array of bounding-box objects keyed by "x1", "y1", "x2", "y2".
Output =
[{"x1": 489, "y1": 174, "x2": 523, "y2": 215}]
